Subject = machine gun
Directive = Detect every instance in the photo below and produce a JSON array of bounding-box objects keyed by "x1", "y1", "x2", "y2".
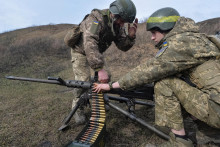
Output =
[{"x1": 6, "y1": 75, "x2": 169, "y2": 146}]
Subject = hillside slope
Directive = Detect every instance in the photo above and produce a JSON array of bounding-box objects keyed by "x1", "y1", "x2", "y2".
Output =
[
  {"x1": 1, "y1": 18, "x2": 220, "y2": 78},
  {"x1": 1, "y1": 18, "x2": 220, "y2": 147},
  {"x1": 198, "y1": 17, "x2": 220, "y2": 34}
]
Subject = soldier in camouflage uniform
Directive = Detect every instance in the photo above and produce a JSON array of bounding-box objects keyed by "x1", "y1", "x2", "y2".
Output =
[
  {"x1": 64, "y1": 0, "x2": 138, "y2": 124},
  {"x1": 94, "y1": 7, "x2": 220, "y2": 146}
]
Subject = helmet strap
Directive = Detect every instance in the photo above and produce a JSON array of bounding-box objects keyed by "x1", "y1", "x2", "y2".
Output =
[{"x1": 111, "y1": 17, "x2": 117, "y2": 36}]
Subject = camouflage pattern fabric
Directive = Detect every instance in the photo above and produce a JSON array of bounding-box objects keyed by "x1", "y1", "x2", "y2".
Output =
[
  {"x1": 66, "y1": 9, "x2": 135, "y2": 70},
  {"x1": 117, "y1": 17, "x2": 220, "y2": 129},
  {"x1": 67, "y1": 9, "x2": 135, "y2": 113},
  {"x1": 71, "y1": 50, "x2": 91, "y2": 109},
  {"x1": 155, "y1": 77, "x2": 220, "y2": 130}
]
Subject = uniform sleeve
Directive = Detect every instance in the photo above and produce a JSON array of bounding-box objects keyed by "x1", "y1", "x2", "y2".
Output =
[
  {"x1": 118, "y1": 31, "x2": 220, "y2": 90},
  {"x1": 114, "y1": 26, "x2": 135, "y2": 51},
  {"x1": 82, "y1": 12, "x2": 104, "y2": 70},
  {"x1": 118, "y1": 46, "x2": 202, "y2": 90}
]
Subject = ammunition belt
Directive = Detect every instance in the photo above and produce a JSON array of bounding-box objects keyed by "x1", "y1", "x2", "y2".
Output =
[{"x1": 71, "y1": 87, "x2": 106, "y2": 147}]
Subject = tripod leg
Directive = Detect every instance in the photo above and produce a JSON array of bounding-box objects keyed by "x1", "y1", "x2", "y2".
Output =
[
  {"x1": 107, "y1": 102, "x2": 170, "y2": 140},
  {"x1": 58, "y1": 100, "x2": 80, "y2": 131}
]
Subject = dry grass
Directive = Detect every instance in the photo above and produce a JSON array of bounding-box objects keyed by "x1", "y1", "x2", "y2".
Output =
[
  {"x1": 0, "y1": 22, "x2": 161, "y2": 146},
  {"x1": 0, "y1": 67, "x2": 166, "y2": 147},
  {"x1": 1, "y1": 19, "x2": 220, "y2": 147}
]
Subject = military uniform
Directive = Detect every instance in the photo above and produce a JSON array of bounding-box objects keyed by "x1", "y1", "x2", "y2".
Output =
[
  {"x1": 65, "y1": 9, "x2": 135, "y2": 119},
  {"x1": 118, "y1": 17, "x2": 220, "y2": 130}
]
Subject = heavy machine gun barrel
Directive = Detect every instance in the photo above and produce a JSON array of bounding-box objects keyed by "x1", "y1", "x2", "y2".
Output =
[{"x1": 6, "y1": 76, "x2": 91, "y2": 89}]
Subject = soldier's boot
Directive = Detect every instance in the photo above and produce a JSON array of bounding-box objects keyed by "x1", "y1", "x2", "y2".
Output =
[{"x1": 158, "y1": 132, "x2": 194, "y2": 147}]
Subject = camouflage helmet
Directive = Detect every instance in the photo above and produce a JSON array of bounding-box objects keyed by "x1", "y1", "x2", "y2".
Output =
[
  {"x1": 146, "y1": 7, "x2": 180, "y2": 31},
  {"x1": 109, "y1": 0, "x2": 136, "y2": 23}
]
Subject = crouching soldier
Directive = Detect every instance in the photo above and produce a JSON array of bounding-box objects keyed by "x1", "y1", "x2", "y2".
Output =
[{"x1": 94, "y1": 7, "x2": 220, "y2": 146}]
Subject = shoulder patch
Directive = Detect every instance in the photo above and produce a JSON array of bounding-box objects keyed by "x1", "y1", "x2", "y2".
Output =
[
  {"x1": 163, "y1": 41, "x2": 168, "y2": 47},
  {"x1": 155, "y1": 41, "x2": 168, "y2": 58},
  {"x1": 90, "y1": 21, "x2": 99, "y2": 34},
  {"x1": 93, "y1": 21, "x2": 99, "y2": 25}
]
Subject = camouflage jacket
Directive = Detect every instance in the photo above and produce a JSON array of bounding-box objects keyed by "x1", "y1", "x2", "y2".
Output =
[
  {"x1": 70, "y1": 9, "x2": 135, "y2": 70},
  {"x1": 118, "y1": 17, "x2": 220, "y2": 90}
]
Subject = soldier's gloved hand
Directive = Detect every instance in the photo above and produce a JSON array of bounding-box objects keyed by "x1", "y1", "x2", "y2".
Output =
[
  {"x1": 128, "y1": 18, "x2": 138, "y2": 39},
  {"x1": 98, "y1": 69, "x2": 109, "y2": 83}
]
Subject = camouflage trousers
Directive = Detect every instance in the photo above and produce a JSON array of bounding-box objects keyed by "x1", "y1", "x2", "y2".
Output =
[
  {"x1": 71, "y1": 49, "x2": 91, "y2": 109},
  {"x1": 154, "y1": 77, "x2": 220, "y2": 130}
]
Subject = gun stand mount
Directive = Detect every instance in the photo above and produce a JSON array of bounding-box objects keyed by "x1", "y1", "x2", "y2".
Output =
[
  {"x1": 58, "y1": 93, "x2": 169, "y2": 141},
  {"x1": 58, "y1": 97, "x2": 85, "y2": 131},
  {"x1": 58, "y1": 103, "x2": 80, "y2": 131},
  {"x1": 107, "y1": 101, "x2": 169, "y2": 141}
]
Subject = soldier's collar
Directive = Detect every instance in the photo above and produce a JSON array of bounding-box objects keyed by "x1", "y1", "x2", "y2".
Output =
[
  {"x1": 155, "y1": 41, "x2": 168, "y2": 58},
  {"x1": 155, "y1": 39, "x2": 165, "y2": 48},
  {"x1": 108, "y1": 11, "x2": 117, "y2": 36}
]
